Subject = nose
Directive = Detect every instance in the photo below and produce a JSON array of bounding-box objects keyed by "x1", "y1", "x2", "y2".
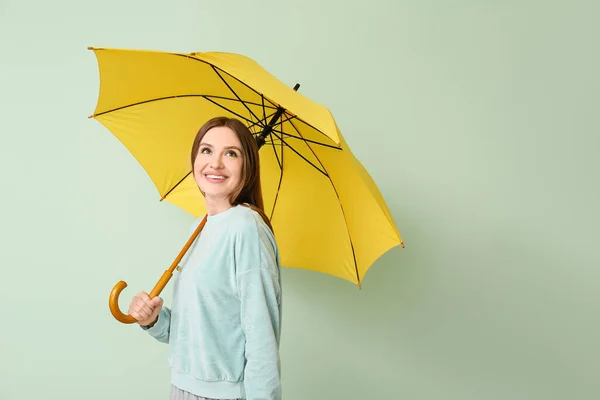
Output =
[{"x1": 210, "y1": 154, "x2": 224, "y2": 169}]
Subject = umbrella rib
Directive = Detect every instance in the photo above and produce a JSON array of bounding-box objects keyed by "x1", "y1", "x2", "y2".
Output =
[
  {"x1": 261, "y1": 137, "x2": 290, "y2": 147},
  {"x1": 282, "y1": 113, "x2": 334, "y2": 143},
  {"x1": 91, "y1": 94, "x2": 198, "y2": 117},
  {"x1": 267, "y1": 129, "x2": 284, "y2": 221},
  {"x1": 264, "y1": 138, "x2": 286, "y2": 145},
  {"x1": 287, "y1": 118, "x2": 361, "y2": 287},
  {"x1": 178, "y1": 54, "x2": 280, "y2": 110},
  {"x1": 160, "y1": 171, "x2": 192, "y2": 201},
  {"x1": 275, "y1": 112, "x2": 333, "y2": 144},
  {"x1": 202, "y1": 96, "x2": 258, "y2": 126},
  {"x1": 268, "y1": 126, "x2": 283, "y2": 170},
  {"x1": 262, "y1": 113, "x2": 299, "y2": 134},
  {"x1": 176, "y1": 53, "x2": 331, "y2": 140},
  {"x1": 269, "y1": 112, "x2": 294, "y2": 127},
  {"x1": 248, "y1": 108, "x2": 279, "y2": 131},
  {"x1": 211, "y1": 66, "x2": 264, "y2": 126},
  {"x1": 270, "y1": 132, "x2": 328, "y2": 177},
  {"x1": 205, "y1": 94, "x2": 278, "y2": 110},
  {"x1": 270, "y1": 128, "x2": 342, "y2": 150},
  {"x1": 261, "y1": 95, "x2": 267, "y2": 127},
  {"x1": 267, "y1": 113, "x2": 338, "y2": 148},
  {"x1": 246, "y1": 110, "x2": 259, "y2": 135},
  {"x1": 92, "y1": 94, "x2": 268, "y2": 121}
]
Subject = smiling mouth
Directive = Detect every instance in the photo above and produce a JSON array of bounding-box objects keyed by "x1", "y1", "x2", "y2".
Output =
[{"x1": 204, "y1": 174, "x2": 227, "y2": 181}]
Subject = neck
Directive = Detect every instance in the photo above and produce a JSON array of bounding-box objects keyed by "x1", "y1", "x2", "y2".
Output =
[{"x1": 204, "y1": 195, "x2": 234, "y2": 216}]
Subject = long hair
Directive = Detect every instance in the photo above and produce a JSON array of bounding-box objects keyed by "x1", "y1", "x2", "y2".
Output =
[{"x1": 191, "y1": 116, "x2": 273, "y2": 232}]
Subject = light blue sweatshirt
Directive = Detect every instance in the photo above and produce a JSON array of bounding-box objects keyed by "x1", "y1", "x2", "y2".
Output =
[{"x1": 142, "y1": 205, "x2": 282, "y2": 400}]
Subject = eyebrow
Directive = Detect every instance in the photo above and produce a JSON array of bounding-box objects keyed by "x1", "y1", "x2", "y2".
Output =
[{"x1": 199, "y1": 142, "x2": 242, "y2": 153}]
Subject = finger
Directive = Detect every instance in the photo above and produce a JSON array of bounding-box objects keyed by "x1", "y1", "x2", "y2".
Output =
[
  {"x1": 135, "y1": 308, "x2": 151, "y2": 321},
  {"x1": 134, "y1": 302, "x2": 154, "y2": 317},
  {"x1": 151, "y1": 297, "x2": 163, "y2": 307},
  {"x1": 130, "y1": 309, "x2": 145, "y2": 321},
  {"x1": 140, "y1": 295, "x2": 154, "y2": 308},
  {"x1": 137, "y1": 291, "x2": 150, "y2": 302},
  {"x1": 128, "y1": 300, "x2": 140, "y2": 315},
  {"x1": 131, "y1": 292, "x2": 149, "y2": 309}
]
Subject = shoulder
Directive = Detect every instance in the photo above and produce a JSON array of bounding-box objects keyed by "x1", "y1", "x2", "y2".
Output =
[
  {"x1": 231, "y1": 205, "x2": 279, "y2": 267},
  {"x1": 231, "y1": 205, "x2": 273, "y2": 238}
]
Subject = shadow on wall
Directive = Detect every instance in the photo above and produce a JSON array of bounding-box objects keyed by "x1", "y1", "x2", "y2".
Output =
[{"x1": 279, "y1": 192, "x2": 593, "y2": 398}]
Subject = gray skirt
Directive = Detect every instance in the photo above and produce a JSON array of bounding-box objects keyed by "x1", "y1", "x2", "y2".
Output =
[{"x1": 169, "y1": 385, "x2": 240, "y2": 400}]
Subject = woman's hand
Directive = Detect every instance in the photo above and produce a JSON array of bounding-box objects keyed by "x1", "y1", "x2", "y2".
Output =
[{"x1": 128, "y1": 291, "x2": 163, "y2": 326}]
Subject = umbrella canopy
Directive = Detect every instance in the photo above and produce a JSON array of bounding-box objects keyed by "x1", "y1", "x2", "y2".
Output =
[{"x1": 88, "y1": 47, "x2": 403, "y2": 288}]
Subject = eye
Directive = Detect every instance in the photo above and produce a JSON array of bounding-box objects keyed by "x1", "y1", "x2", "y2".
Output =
[
  {"x1": 200, "y1": 147, "x2": 211, "y2": 154},
  {"x1": 226, "y1": 150, "x2": 238, "y2": 157}
]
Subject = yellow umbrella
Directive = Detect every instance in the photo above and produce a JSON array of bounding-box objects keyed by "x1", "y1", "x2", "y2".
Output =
[{"x1": 87, "y1": 46, "x2": 404, "y2": 324}]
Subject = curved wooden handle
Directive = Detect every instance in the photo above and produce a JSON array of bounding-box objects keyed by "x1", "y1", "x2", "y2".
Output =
[
  {"x1": 108, "y1": 215, "x2": 208, "y2": 325},
  {"x1": 109, "y1": 280, "x2": 137, "y2": 324},
  {"x1": 108, "y1": 272, "x2": 173, "y2": 324}
]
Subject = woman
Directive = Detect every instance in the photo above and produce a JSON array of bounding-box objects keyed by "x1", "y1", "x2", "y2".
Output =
[{"x1": 128, "y1": 117, "x2": 283, "y2": 400}]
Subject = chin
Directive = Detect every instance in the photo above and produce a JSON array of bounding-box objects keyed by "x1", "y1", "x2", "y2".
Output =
[{"x1": 204, "y1": 190, "x2": 232, "y2": 200}]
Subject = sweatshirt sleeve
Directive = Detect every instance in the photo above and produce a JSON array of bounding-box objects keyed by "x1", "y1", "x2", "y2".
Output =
[
  {"x1": 235, "y1": 217, "x2": 282, "y2": 400},
  {"x1": 140, "y1": 306, "x2": 171, "y2": 344}
]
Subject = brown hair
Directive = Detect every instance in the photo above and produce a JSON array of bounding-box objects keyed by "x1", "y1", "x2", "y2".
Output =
[{"x1": 191, "y1": 116, "x2": 273, "y2": 232}]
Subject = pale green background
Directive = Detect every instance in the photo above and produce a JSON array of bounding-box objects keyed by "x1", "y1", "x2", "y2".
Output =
[{"x1": 1, "y1": 0, "x2": 598, "y2": 399}]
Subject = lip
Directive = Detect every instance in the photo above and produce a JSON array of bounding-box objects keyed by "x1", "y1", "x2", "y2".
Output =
[{"x1": 203, "y1": 173, "x2": 228, "y2": 183}]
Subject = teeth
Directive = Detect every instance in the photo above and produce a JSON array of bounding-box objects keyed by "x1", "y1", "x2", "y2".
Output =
[{"x1": 206, "y1": 174, "x2": 225, "y2": 180}]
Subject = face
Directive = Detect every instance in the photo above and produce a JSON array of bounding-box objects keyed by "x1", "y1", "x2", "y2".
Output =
[{"x1": 193, "y1": 126, "x2": 244, "y2": 204}]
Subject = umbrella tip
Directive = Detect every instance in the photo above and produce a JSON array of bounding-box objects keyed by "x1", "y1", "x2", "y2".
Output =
[
  {"x1": 87, "y1": 114, "x2": 94, "y2": 119},
  {"x1": 87, "y1": 46, "x2": 94, "y2": 50},
  {"x1": 401, "y1": 241, "x2": 405, "y2": 248}
]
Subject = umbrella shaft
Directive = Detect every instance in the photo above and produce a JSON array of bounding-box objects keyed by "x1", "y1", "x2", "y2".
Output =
[{"x1": 256, "y1": 83, "x2": 300, "y2": 149}]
